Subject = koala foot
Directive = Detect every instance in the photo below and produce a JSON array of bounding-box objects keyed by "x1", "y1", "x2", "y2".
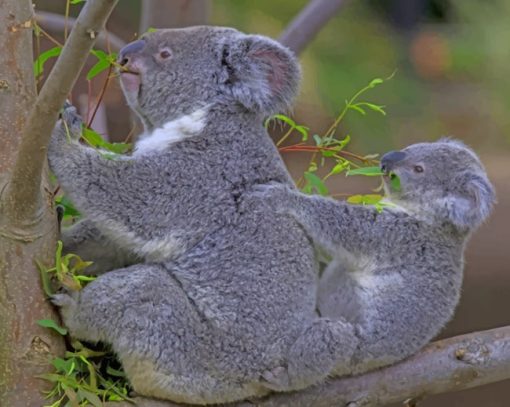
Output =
[
  {"x1": 260, "y1": 366, "x2": 291, "y2": 390},
  {"x1": 260, "y1": 318, "x2": 357, "y2": 392}
]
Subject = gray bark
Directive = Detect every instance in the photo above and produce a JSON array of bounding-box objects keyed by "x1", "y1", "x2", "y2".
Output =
[
  {"x1": 109, "y1": 326, "x2": 510, "y2": 407},
  {"x1": 279, "y1": 0, "x2": 348, "y2": 55}
]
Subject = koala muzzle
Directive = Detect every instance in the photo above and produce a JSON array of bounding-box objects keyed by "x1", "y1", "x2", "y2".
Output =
[
  {"x1": 119, "y1": 40, "x2": 146, "y2": 66},
  {"x1": 380, "y1": 151, "x2": 406, "y2": 174}
]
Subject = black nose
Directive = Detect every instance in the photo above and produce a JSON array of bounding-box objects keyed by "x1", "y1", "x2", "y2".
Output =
[
  {"x1": 380, "y1": 151, "x2": 406, "y2": 173},
  {"x1": 118, "y1": 40, "x2": 145, "y2": 66}
]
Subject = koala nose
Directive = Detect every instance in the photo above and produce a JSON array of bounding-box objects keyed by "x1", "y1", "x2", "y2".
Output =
[
  {"x1": 380, "y1": 151, "x2": 406, "y2": 173},
  {"x1": 118, "y1": 40, "x2": 146, "y2": 66}
]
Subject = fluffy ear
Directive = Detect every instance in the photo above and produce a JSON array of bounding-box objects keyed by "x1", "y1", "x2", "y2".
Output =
[
  {"x1": 217, "y1": 34, "x2": 301, "y2": 116},
  {"x1": 439, "y1": 172, "x2": 495, "y2": 230}
]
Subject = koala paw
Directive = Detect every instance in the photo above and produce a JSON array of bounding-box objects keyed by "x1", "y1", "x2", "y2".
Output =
[
  {"x1": 51, "y1": 290, "x2": 79, "y2": 332},
  {"x1": 59, "y1": 101, "x2": 83, "y2": 140},
  {"x1": 50, "y1": 292, "x2": 76, "y2": 308}
]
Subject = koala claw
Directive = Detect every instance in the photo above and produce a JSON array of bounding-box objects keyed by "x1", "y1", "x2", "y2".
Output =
[
  {"x1": 260, "y1": 366, "x2": 291, "y2": 391},
  {"x1": 50, "y1": 292, "x2": 76, "y2": 308},
  {"x1": 60, "y1": 102, "x2": 83, "y2": 139}
]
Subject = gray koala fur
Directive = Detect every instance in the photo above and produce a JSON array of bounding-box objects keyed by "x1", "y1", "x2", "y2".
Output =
[
  {"x1": 47, "y1": 26, "x2": 358, "y2": 404},
  {"x1": 255, "y1": 139, "x2": 495, "y2": 380}
]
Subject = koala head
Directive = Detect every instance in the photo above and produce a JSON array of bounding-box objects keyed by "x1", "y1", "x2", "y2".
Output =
[
  {"x1": 380, "y1": 139, "x2": 495, "y2": 231},
  {"x1": 117, "y1": 26, "x2": 300, "y2": 130}
]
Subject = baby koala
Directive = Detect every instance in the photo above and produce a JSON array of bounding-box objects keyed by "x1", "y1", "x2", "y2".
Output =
[{"x1": 256, "y1": 138, "x2": 495, "y2": 376}]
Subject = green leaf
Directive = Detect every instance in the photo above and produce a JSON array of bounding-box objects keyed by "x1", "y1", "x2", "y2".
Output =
[
  {"x1": 87, "y1": 59, "x2": 111, "y2": 80},
  {"x1": 307, "y1": 162, "x2": 318, "y2": 172},
  {"x1": 87, "y1": 50, "x2": 117, "y2": 80},
  {"x1": 37, "y1": 319, "x2": 68, "y2": 336},
  {"x1": 347, "y1": 194, "x2": 383, "y2": 205},
  {"x1": 106, "y1": 365, "x2": 126, "y2": 377},
  {"x1": 330, "y1": 161, "x2": 349, "y2": 175},
  {"x1": 295, "y1": 125, "x2": 309, "y2": 141},
  {"x1": 55, "y1": 195, "x2": 81, "y2": 218},
  {"x1": 37, "y1": 260, "x2": 54, "y2": 297},
  {"x1": 82, "y1": 128, "x2": 131, "y2": 154},
  {"x1": 357, "y1": 102, "x2": 386, "y2": 116},
  {"x1": 368, "y1": 78, "x2": 384, "y2": 88},
  {"x1": 70, "y1": 0, "x2": 86, "y2": 3},
  {"x1": 303, "y1": 172, "x2": 329, "y2": 196},
  {"x1": 390, "y1": 173, "x2": 402, "y2": 191},
  {"x1": 348, "y1": 104, "x2": 366, "y2": 115},
  {"x1": 321, "y1": 149, "x2": 337, "y2": 157},
  {"x1": 269, "y1": 114, "x2": 296, "y2": 128},
  {"x1": 312, "y1": 134, "x2": 322, "y2": 146},
  {"x1": 52, "y1": 357, "x2": 75, "y2": 375},
  {"x1": 77, "y1": 389, "x2": 102, "y2": 407},
  {"x1": 346, "y1": 166, "x2": 384, "y2": 176},
  {"x1": 34, "y1": 47, "x2": 62, "y2": 78}
]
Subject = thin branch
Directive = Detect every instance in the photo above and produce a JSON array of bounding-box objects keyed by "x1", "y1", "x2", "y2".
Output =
[
  {"x1": 110, "y1": 326, "x2": 510, "y2": 407},
  {"x1": 36, "y1": 10, "x2": 126, "y2": 51},
  {"x1": 3, "y1": 0, "x2": 119, "y2": 224},
  {"x1": 279, "y1": 0, "x2": 348, "y2": 55}
]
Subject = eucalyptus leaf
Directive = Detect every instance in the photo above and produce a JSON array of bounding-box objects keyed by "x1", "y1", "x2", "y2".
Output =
[{"x1": 37, "y1": 319, "x2": 68, "y2": 336}]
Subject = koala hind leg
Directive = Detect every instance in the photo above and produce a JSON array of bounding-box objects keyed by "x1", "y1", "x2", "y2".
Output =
[
  {"x1": 61, "y1": 219, "x2": 140, "y2": 275},
  {"x1": 260, "y1": 317, "x2": 357, "y2": 391}
]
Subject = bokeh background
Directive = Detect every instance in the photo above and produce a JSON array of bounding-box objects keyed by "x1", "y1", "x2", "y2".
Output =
[{"x1": 34, "y1": 1, "x2": 510, "y2": 405}]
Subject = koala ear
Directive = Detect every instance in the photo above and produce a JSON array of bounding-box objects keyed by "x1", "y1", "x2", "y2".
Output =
[
  {"x1": 218, "y1": 34, "x2": 300, "y2": 116},
  {"x1": 439, "y1": 172, "x2": 495, "y2": 230}
]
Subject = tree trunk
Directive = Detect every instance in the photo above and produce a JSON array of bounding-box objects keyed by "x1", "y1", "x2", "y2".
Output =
[{"x1": 0, "y1": 1, "x2": 65, "y2": 406}]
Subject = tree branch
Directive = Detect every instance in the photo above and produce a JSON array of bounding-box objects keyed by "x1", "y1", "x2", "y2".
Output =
[
  {"x1": 2, "y1": 0, "x2": 118, "y2": 225},
  {"x1": 139, "y1": 0, "x2": 210, "y2": 33},
  {"x1": 36, "y1": 10, "x2": 126, "y2": 51},
  {"x1": 112, "y1": 326, "x2": 510, "y2": 407},
  {"x1": 279, "y1": 0, "x2": 348, "y2": 55}
]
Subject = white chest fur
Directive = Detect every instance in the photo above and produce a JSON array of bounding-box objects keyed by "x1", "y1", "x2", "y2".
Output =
[{"x1": 133, "y1": 108, "x2": 208, "y2": 156}]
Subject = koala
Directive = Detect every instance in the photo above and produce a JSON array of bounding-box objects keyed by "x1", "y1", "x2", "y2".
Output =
[
  {"x1": 255, "y1": 139, "x2": 495, "y2": 377},
  {"x1": 47, "y1": 27, "x2": 358, "y2": 404}
]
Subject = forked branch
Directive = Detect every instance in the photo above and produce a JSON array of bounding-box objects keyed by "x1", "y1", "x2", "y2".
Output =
[{"x1": 3, "y1": 0, "x2": 118, "y2": 224}]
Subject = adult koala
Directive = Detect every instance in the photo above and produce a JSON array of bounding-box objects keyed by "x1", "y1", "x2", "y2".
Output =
[{"x1": 48, "y1": 27, "x2": 356, "y2": 404}]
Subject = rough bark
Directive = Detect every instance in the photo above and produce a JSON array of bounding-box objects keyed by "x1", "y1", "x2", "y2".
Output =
[
  {"x1": 0, "y1": 1, "x2": 64, "y2": 406},
  {"x1": 139, "y1": 0, "x2": 210, "y2": 33},
  {"x1": 108, "y1": 326, "x2": 510, "y2": 407},
  {"x1": 0, "y1": 1, "x2": 118, "y2": 405},
  {"x1": 279, "y1": 0, "x2": 348, "y2": 55}
]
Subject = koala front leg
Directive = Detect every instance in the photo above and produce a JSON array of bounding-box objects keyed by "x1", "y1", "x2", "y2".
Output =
[
  {"x1": 252, "y1": 183, "x2": 383, "y2": 254},
  {"x1": 261, "y1": 317, "x2": 357, "y2": 391},
  {"x1": 47, "y1": 104, "x2": 168, "y2": 248}
]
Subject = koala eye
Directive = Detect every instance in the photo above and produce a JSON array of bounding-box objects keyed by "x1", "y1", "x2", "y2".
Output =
[
  {"x1": 413, "y1": 165, "x2": 424, "y2": 173},
  {"x1": 158, "y1": 49, "x2": 172, "y2": 60}
]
